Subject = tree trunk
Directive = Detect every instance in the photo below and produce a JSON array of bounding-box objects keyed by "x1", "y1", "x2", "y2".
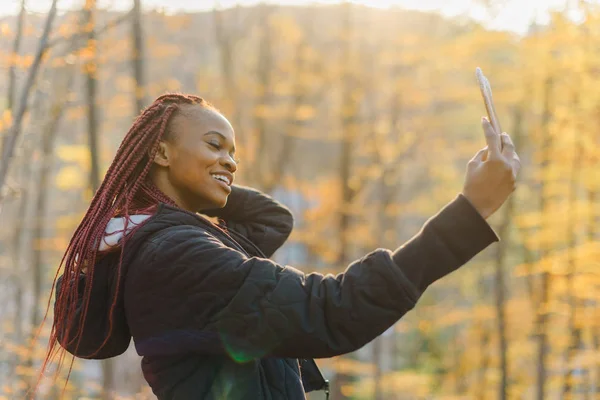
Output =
[
  {"x1": 131, "y1": 0, "x2": 147, "y2": 113},
  {"x1": 83, "y1": 1, "x2": 113, "y2": 396},
  {"x1": 535, "y1": 76, "x2": 554, "y2": 400},
  {"x1": 371, "y1": 174, "x2": 397, "y2": 400},
  {"x1": 212, "y1": 3, "x2": 243, "y2": 148},
  {"x1": 491, "y1": 105, "x2": 524, "y2": 400},
  {"x1": 129, "y1": 0, "x2": 147, "y2": 395},
  {"x1": 262, "y1": 39, "x2": 304, "y2": 194},
  {"x1": 593, "y1": 315, "x2": 600, "y2": 398},
  {"x1": 252, "y1": 3, "x2": 274, "y2": 188},
  {"x1": 85, "y1": 0, "x2": 101, "y2": 193},
  {"x1": 453, "y1": 327, "x2": 466, "y2": 394},
  {"x1": 23, "y1": 82, "x2": 71, "y2": 396},
  {"x1": 493, "y1": 157, "x2": 511, "y2": 400},
  {"x1": 589, "y1": 188, "x2": 600, "y2": 398},
  {"x1": 372, "y1": 335, "x2": 383, "y2": 400},
  {"x1": 476, "y1": 326, "x2": 491, "y2": 399},
  {"x1": 331, "y1": 4, "x2": 359, "y2": 399},
  {"x1": 561, "y1": 81, "x2": 583, "y2": 400},
  {"x1": 8, "y1": 88, "x2": 46, "y2": 394}
]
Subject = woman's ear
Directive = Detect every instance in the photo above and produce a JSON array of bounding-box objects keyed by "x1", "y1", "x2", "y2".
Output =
[{"x1": 153, "y1": 141, "x2": 170, "y2": 167}]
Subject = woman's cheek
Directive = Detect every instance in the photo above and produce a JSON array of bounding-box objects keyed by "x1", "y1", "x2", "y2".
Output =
[{"x1": 204, "y1": 150, "x2": 222, "y2": 165}]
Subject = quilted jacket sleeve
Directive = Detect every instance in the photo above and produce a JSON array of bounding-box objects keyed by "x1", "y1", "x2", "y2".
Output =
[
  {"x1": 202, "y1": 185, "x2": 293, "y2": 257},
  {"x1": 125, "y1": 195, "x2": 498, "y2": 360}
]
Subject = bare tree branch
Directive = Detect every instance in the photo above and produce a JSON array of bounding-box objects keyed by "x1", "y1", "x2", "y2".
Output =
[
  {"x1": 1, "y1": 0, "x2": 27, "y2": 198},
  {"x1": 46, "y1": 9, "x2": 134, "y2": 49},
  {"x1": 0, "y1": 0, "x2": 59, "y2": 207},
  {"x1": 6, "y1": 0, "x2": 26, "y2": 112}
]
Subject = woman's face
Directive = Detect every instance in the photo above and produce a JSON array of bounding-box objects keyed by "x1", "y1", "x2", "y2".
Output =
[{"x1": 152, "y1": 105, "x2": 237, "y2": 212}]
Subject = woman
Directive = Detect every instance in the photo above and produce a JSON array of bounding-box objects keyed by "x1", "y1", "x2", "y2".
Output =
[{"x1": 47, "y1": 93, "x2": 518, "y2": 399}]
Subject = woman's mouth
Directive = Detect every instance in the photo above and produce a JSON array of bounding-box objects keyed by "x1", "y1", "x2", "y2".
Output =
[{"x1": 211, "y1": 173, "x2": 232, "y2": 192}]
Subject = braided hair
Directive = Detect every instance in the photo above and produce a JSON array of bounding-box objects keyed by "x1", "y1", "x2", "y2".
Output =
[{"x1": 40, "y1": 93, "x2": 215, "y2": 391}]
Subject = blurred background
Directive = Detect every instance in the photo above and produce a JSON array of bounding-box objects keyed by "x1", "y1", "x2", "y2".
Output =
[{"x1": 0, "y1": 0, "x2": 599, "y2": 399}]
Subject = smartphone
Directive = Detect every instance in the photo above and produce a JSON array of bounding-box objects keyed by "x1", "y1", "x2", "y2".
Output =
[{"x1": 475, "y1": 67, "x2": 502, "y2": 136}]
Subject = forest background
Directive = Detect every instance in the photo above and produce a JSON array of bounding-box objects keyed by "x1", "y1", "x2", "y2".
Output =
[{"x1": 0, "y1": 0, "x2": 599, "y2": 399}]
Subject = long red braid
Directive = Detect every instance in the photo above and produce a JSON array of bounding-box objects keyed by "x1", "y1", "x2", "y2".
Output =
[{"x1": 38, "y1": 93, "x2": 213, "y2": 393}]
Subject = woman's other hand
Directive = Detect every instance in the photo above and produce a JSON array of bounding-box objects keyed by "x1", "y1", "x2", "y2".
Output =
[{"x1": 462, "y1": 117, "x2": 521, "y2": 219}]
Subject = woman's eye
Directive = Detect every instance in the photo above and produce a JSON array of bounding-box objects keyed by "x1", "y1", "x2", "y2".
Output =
[{"x1": 208, "y1": 142, "x2": 221, "y2": 150}]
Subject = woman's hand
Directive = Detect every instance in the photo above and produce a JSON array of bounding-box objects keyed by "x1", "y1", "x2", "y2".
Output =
[{"x1": 462, "y1": 117, "x2": 521, "y2": 219}]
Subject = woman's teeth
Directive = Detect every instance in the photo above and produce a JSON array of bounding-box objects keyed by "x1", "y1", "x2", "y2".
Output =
[{"x1": 212, "y1": 174, "x2": 230, "y2": 185}]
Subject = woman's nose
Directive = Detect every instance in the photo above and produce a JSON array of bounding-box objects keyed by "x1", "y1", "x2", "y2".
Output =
[{"x1": 220, "y1": 154, "x2": 237, "y2": 173}]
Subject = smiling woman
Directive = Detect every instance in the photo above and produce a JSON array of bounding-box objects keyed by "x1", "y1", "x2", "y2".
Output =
[
  {"x1": 43, "y1": 92, "x2": 514, "y2": 400},
  {"x1": 149, "y1": 104, "x2": 238, "y2": 211}
]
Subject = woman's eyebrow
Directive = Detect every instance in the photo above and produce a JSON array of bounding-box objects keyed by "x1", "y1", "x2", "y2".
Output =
[{"x1": 204, "y1": 131, "x2": 236, "y2": 153}]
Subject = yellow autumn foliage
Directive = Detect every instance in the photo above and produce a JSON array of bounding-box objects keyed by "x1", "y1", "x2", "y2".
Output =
[{"x1": 55, "y1": 166, "x2": 86, "y2": 190}]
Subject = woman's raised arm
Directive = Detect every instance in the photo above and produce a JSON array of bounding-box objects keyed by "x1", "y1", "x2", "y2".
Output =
[{"x1": 125, "y1": 195, "x2": 497, "y2": 360}]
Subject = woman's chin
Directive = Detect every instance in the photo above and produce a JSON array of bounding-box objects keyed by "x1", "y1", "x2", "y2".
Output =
[{"x1": 210, "y1": 194, "x2": 229, "y2": 209}]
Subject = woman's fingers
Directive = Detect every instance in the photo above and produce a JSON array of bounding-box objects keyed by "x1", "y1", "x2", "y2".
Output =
[
  {"x1": 511, "y1": 153, "x2": 521, "y2": 178},
  {"x1": 467, "y1": 147, "x2": 488, "y2": 172},
  {"x1": 482, "y1": 117, "x2": 502, "y2": 159},
  {"x1": 500, "y1": 133, "x2": 521, "y2": 178},
  {"x1": 501, "y1": 133, "x2": 515, "y2": 158},
  {"x1": 472, "y1": 147, "x2": 488, "y2": 163}
]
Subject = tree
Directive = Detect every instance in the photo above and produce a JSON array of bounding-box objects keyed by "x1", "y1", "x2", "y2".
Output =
[
  {"x1": 330, "y1": 3, "x2": 362, "y2": 399},
  {"x1": 131, "y1": 0, "x2": 147, "y2": 112},
  {"x1": 535, "y1": 73, "x2": 554, "y2": 400},
  {"x1": 23, "y1": 62, "x2": 75, "y2": 397}
]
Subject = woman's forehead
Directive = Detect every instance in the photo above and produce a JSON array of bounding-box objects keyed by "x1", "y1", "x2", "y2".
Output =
[{"x1": 177, "y1": 106, "x2": 235, "y2": 139}]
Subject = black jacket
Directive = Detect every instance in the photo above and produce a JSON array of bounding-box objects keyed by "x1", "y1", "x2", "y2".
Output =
[{"x1": 55, "y1": 185, "x2": 498, "y2": 399}]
